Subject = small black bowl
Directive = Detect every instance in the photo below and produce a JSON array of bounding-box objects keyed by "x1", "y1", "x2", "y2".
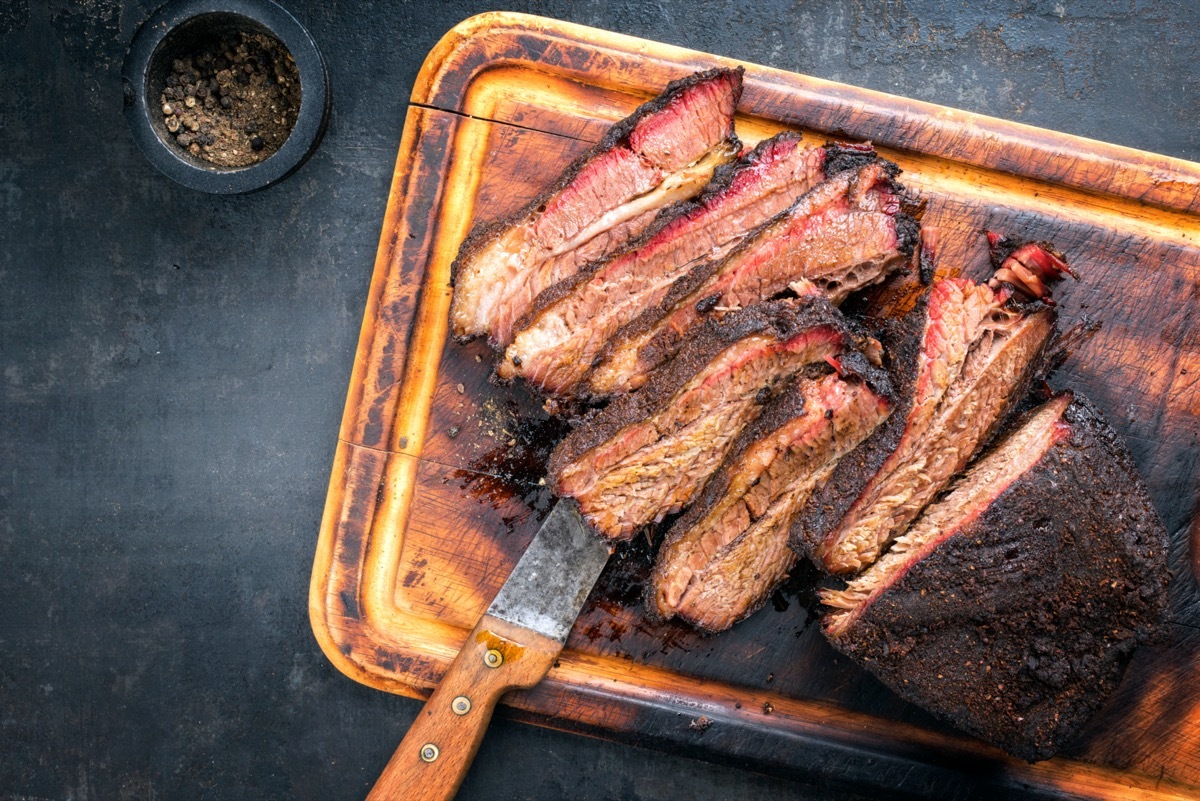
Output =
[{"x1": 123, "y1": 0, "x2": 330, "y2": 193}]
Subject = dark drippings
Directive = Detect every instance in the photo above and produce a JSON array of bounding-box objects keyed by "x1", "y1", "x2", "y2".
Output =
[
  {"x1": 454, "y1": 404, "x2": 570, "y2": 514},
  {"x1": 586, "y1": 534, "x2": 657, "y2": 611}
]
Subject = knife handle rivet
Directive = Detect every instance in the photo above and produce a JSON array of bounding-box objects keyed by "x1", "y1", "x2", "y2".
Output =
[
  {"x1": 451, "y1": 696, "x2": 472, "y2": 715},
  {"x1": 419, "y1": 743, "x2": 439, "y2": 763},
  {"x1": 483, "y1": 649, "x2": 504, "y2": 668}
]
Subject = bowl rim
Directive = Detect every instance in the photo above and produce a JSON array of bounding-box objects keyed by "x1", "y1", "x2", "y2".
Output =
[{"x1": 122, "y1": 0, "x2": 330, "y2": 194}]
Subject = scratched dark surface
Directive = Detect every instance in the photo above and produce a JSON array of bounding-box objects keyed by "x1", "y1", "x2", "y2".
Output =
[{"x1": 4, "y1": 2, "x2": 1200, "y2": 800}]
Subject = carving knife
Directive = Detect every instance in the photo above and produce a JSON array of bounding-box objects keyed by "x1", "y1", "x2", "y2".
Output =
[{"x1": 366, "y1": 500, "x2": 611, "y2": 801}]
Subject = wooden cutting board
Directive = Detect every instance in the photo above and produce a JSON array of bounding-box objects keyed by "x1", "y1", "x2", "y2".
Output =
[{"x1": 309, "y1": 12, "x2": 1200, "y2": 799}]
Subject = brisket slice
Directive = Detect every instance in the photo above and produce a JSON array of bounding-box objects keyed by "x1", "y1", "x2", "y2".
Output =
[
  {"x1": 821, "y1": 393, "x2": 1170, "y2": 762},
  {"x1": 649, "y1": 370, "x2": 892, "y2": 633},
  {"x1": 497, "y1": 138, "x2": 882, "y2": 396},
  {"x1": 987, "y1": 232, "x2": 1074, "y2": 303},
  {"x1": 794, "y1": 272, "x2": 1059, "y2": 575},
  {"x1": 450, "y1": 67, "x2": 743, "y2": 346},
  {"x1": 589, "y1": 159, "x2": 919, "y2": 397},
  {"x1": 549, "y1": 298, "x2": 854, "y2": 541}
]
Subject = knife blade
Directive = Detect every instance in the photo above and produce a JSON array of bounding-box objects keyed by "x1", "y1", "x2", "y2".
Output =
[{"x1": 365, "y1": 501, "x2": 611, "y2": 801}]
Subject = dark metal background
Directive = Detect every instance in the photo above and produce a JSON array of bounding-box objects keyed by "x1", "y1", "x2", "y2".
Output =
[{"x1": 3, "y1": 2, "x2": 1198, "y2": 799}]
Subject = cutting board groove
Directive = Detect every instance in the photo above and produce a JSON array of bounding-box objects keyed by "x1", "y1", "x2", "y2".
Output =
[{"x1": 311, "y1": 12, "x2": 1200, "y2": 799}]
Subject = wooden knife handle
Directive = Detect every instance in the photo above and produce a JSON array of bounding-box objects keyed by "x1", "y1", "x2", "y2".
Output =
[{"x1": 365, "y1": 614, "x2": 562, "y2": 801}]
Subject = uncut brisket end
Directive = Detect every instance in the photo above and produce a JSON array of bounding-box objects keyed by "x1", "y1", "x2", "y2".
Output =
[
  {"x1": 450, "y1": 67, "x2": 743, "y2": 346},
  {"x1": 821, "y1": 393, "x2": 1169, "y2": 762},
  {"x1": 794, "y1": 269, "x2": 1060, "y2": 576},
  {"x1": 497, "y1": 133, "x2": 850, "y2": 396},
  {"x1": 649, "y1": 371, "x2": 892, "y2": 633},
  {"x1": 589, "y1": 158, "x2": 918, "y2": 397},
  {"x1": 548, "y1": 298, "x2": 852, "y2": 541}
]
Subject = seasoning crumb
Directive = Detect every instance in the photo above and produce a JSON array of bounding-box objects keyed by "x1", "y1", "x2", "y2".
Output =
[
  {"x1": 398, "y1": 436, "x2": 409, "y2": 449},
  {"x1": 447, "y1": 425, "x2": 460, "y2": 439},
  {"x1": 456, "y1": 383, "x2": 465, "y2": 394},
  {"x1": 689, "y1": 716, "x2": 713, "y2": 732},
  {"x1": 762, "y1": 701, "x2": 774, "y2": 714}
]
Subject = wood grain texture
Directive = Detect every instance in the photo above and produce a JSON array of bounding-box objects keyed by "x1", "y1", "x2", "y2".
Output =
[
  {"x1": 309, "y1": 12, "x2": 1200, "y2": 799},
  {"x1": 365, "y1": 615, "x2": 561, "y2": 801}
]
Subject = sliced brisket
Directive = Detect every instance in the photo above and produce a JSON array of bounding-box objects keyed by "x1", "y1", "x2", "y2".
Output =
[
  {"x1": 987, "y1": 231, "x2": 1074, "y2": 303},
  {"x1": 549, "y1": 298, "x2": 854, "y2": 541},
  {"x1": 821, "y1": 393, "x2": 1170, "y2": 761},
  {"x1": 498, "y1": 139, "x2": 887, "y2": 396},
  {"x1": 794, "y1": 265, "x2": 1061, "y2": 575},
  {"x1": 450, "y1": 68, "x2": 743, "y2": 346},
  {"x1": 589, "y1": 159, "x2": 918, "y2": 397},
  {"x1": 649, "y1": 370, "x2": 892, "y2": 632}
]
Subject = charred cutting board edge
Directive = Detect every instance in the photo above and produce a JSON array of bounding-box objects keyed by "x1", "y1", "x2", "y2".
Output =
[{"x1": 309, "y1": 11, "x2": 1200, "y2": 800}]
